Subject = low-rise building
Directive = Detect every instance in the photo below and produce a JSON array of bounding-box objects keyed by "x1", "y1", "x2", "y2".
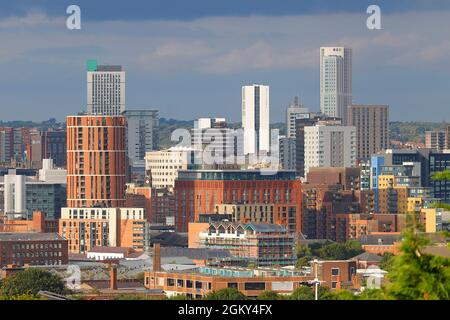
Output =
[
  {"x1": 0, "y1": 233, "x2": 68, "y2": 267},
  {"x1": 59, "y1": 207, "x2": 149, "y2": 254},
  {"x1": 188, "y1": 222, "x2": 295, "y2": 266},
  {"x1": 0, "y1": 211, "x2": 58, "y2": 233}
]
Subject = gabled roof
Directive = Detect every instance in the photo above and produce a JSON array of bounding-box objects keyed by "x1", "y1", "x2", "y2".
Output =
[
  {"x1": 359, "y1": 234, "x2": 402, "y2": 245},
  {"x1": 351, "y1": 252, "x2": 383, "y2": 262}
]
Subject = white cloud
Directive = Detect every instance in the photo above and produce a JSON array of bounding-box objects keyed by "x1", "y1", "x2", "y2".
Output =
[
  {"x1": 0, "y1": 12, "x2": 63, "y2": 28},
  {"x1": 0, "y1": 11, "x2": 450, "y2": 73}
]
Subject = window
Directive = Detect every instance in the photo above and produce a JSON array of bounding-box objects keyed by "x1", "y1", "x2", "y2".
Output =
[
  {"x1": 331, "y1": 281, "x2": 338, "y2": 289},
  {"x1": 331, "y1": 268, "x2": 340, "y2": 276},
  {"x1": 244, "y1": 282, "x2": 265, "y2": 291},
  {"x1": 167, "y1": 278, "x2": 175, "y2": 287},
  {"x1": 228, "y1": 282, "x2": 238, "y2": 289},
  {"x1": 186, "y1": 280, "x2": 193, "y2": 288}
]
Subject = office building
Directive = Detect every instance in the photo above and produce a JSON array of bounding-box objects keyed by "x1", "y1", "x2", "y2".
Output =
[
  {"x1": 320, "y1": 47, "x2": 352, "y2": 123},
  {"x1": 87, "y1": 60, "x2": 125, "y2": 116},
  {"x1": 192, "y1": 118, "x2": 240, "y2": 167},
  {"x1": 286, "y1": 96, "x2": 309, "y2": 139},
  {"x1": 41, "y1": 130, "x2": 67, "y2": 168},
  {"x1": 304, "y1": 124, "x2": 356, "y2": 175},
  {"x1": 429, "y1": 152, "x2": 450, "y2": 204},
  {"x1": 174, "y1": 170, "x2": 302, "y2": 233},
  {"x1": 145, "y1": 147, "x2": 195, "y2": 191},
  {"x1": 1, "y1": 169, "x2": 66, "y2": 220},
  {"x1": 295, "y1": 115, "x2": 342, "y2": 178},
  {"x1": 0, "y1": 127, "x2": 30, "y2": 165},
  {"x1": 38, "y1": 159, "x2": 67, "y2": 184},
  {"x1": 447, "y1": 125, "x2": 450, "y2": 150},
  {"x1": 425, "y1": 131, "x2": 447, "y2": 152},
  {"x1": 278, "y1": 136, "x2": 296, "y2": 170},
  {"x1": 27, "y1": 130, "x2": 67, "y2": 169},
  {"x1": 66, "y1": 115, "x2": 127, "y2": 208},
  {"x1": 347, "y1": 104, "x2": 389, "y2": 160},
  {"x1": 242, "y1": 84, "x2": 270, "y2": 155},
  {"x1": 124, "y1": 110, "x2": 159, "y2": 168}
]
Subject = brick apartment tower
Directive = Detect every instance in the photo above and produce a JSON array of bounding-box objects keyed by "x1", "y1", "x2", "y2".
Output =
[
  {"x1": 347, "y1": 104, "x2": 389, "y2": 161},
  {"x1": 66, "y1": 115, "x2": 127, "y2": 208},
  {"x1": 447, "y1": 125, "x2": 450, "y2": 150}
]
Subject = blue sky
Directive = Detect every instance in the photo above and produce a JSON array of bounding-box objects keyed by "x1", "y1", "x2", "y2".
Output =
[{"x1": 0, "y1": 1, "x2": 450, "y2": 122}]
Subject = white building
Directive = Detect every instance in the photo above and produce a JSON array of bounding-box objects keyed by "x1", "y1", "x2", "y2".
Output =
[
  {"x1": 39, "y1": 159, "x2": 67, "y2": 184},
  {"x1": 320, "y1": 47, "x2": 352, "y2": 123},
  {"x1": 87, "y1": 60, "x2": 125, "y2": 116},
  {"x1": 192, "y1": 117, "x2": 240, "y2": 166},
  {"x1": 242, "y1": 84, "x2": 270, "y2": 155},
  {"x1": 145, "y1": 147, "x2": 194, "y2": 191},
  {"x1": 304, "y1": 124, "x2": 356, "y2": 175},
  {"x1": 286, "y1": 96, "x2": 309, "y2": 139},
  {"x1": 60, "y1": 207, "x2": 146, "y2": 249},
  {"x1": 194, "y1": 118, "x2": 226, "y2": 130},
  {"x1": 124, "y1": 110, "x2": 159, "y2": 168},
  {"x1": 3, "y1": 172, "x2": 26, "y2": 214}
]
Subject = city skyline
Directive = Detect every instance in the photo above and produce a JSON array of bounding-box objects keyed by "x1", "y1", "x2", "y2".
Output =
[{"x1": 0, "y1": 2, "x2": 450, "y2": 122}]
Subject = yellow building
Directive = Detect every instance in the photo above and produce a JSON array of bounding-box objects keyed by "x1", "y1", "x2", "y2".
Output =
[{"x1": 421, "y1": 208, "x2": 443, "y2": 233}]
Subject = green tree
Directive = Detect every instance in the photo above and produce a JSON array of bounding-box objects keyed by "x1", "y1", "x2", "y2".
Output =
[
  {"x1": 318, "y1": 241, "x2": 364, "y2": 260},
  {"x1": 328, "y1": 289, "x2": 357, "y2": 300},
  {"x1": 379, "y1": 252, "x2": 395, "y2": 272},
  {"x1": 205, "y1": 288, "x2": 247, "y2": 300},
  {"x1": 317, "y1": 286, "x2": 339, "y2": 300},
  {"x1": 386, "y1": 229, "x2": 450, "y2": 300},
  {"x1": 257, "y1": 290, "x2": 283, "y2": 300},
  {"x1": 359, "y1": 289, "x2": 388, "y2": 300},
  {"x1": 0, "y1": 268, "x2": 67, "y2": 297},
  {"x1": 0, "y1": 294, "x2": 46, "y2": 300},
  {"x1": 290, "y1": 286, "x2": 314, "y2": 300},
  {"x1": 296, "y1": 244, "x2": 312, "y2": 268}
]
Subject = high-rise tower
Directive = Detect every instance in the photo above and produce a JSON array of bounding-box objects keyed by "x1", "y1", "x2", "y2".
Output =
[{"x1": 320, "y1": 47, "x2": 352, "y2": 123}]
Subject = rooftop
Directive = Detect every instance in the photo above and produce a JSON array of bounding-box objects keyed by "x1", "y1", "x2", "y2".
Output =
[
  {"x1": 0, "y1": 233, "x2": 65, "y2": 242},
  {"x1": 351, "y1": 252, "x2": 383, "y2": 262},
  {"x1": 88, "y1": 247, "x2": 131, "y2": 254}
]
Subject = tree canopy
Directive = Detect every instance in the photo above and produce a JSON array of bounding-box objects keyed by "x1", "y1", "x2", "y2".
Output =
[{"x1": 0, "y1": 268, "x2": 67, "y2": 297}]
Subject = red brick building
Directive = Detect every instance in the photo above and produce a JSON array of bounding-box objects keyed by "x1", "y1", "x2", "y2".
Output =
[
  {"x1": 0, "y1": 233, "x2": 68, "y2": 267},
  {"x1": 66, "y1": 115, "x2": 127, "y2": 208},
  {"x1": 0, "y1": 211, "x2": 58, "y2": 233},
  {"x1": 301, "y1": 183, "x2": 375, "y2": 240},
  {"x1": 174, "y1": 170, "x2": 302, "y2": 233}
]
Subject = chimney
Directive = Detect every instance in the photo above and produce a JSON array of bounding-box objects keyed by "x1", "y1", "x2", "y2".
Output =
[
  {"x1": 32, "y1": 211, "x2": 45, "y2": 232},
  {"x1": 153, "y1": 243, "x2": 161, "y2": 272},
  {"x1": 110, "y1": 265, "x2": 118, "y2": 290}
]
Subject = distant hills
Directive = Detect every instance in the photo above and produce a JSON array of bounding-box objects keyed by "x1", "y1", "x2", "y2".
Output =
[{"x1": 0, "y1": 118, "x2": 447, "y2": 149}]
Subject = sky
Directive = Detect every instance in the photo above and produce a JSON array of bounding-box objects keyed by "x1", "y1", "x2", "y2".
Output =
[{"x1": 0, "y1": 0, "x2": 450, "y2": 123}]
